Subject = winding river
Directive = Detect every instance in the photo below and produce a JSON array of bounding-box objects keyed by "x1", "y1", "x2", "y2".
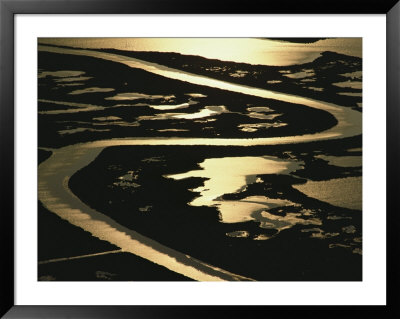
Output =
[{"x1": 38, "y1": 46, "x2": 362, "y2": 281}]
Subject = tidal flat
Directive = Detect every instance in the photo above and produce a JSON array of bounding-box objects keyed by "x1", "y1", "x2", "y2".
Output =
[{"x1": 38, "y1": 38, "x2": 362, "y2": 281}]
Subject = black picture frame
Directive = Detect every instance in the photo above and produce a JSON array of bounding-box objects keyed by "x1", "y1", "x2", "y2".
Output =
[{"x1": 1, "y1": 0, "x2": 399, "y2": 317}]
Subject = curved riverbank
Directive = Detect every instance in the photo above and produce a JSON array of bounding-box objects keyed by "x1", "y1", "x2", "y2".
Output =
[
  {"x1": 38, "y1": 46, "x2": 362, "y2": 281},
  {"x1": 39, "y1": 45, "x2": 361, "y2": 142}
]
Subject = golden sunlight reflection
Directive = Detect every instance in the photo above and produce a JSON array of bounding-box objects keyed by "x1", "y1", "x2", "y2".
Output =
[
  {"x1": 166, "y1": 156, "x2": 303, "y2": 223},
  {"x1": 293, "y1": 176, "x2": 362, "y2": 210},
  {"x1": 314, "y1": 154, "x2": 362, "y2": 167},
  {"x1": 173, "y1": 106, "x2": 227, "y2": 119},
  {"x1": 38, "y1": 38, "x2": 362, "y2": 281},
  {"x1": 39, "y1": 44, "x2": 362, "y2": 142},
  {"x1": 255, "y1": 211, "x2": 322, "y2": 233},
  {"x1": 39, "y1": 38, "x2": 362, "y2": 66},
  {"x1": 39, "y1": 144, "x2": 252, "y2": 281}
]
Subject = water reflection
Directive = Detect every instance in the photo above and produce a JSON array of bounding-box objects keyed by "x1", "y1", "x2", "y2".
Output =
[
  {"x1": 185, "y1": 93, "x2": 207, "y2": 98},
  {"x1": 338, "y1": 92, "x2": 362, "y2": 97},
  {"x1": 38, "y1": 39, "x2": 362, "y2": 280},
  {"x1": 254, "y1": 210, "x2": 321, "y2": 233},
  {"x1": 283, "y1": 69, "x2": 315, "y2": 79},
  {"x1": 38, "y1": 45, "x2": 362, "y2": 142},
  {"x1": 332, "y1": 81, "x2": 362, "y2": 89},
  {"x1": 340, "y1": 71, "x2": 362, "y2": 79},
  {"x1": 38, "y1": 70, "x2": 85, "y2": 78},
  {"x1": 39, "y1": 143, "x2": 252, "y2": 281},
  {"x1": 147, "y1": 102, "x2": 191, "y2": 110},
  {"x1": 105, "y1": 92, "x2": 175, "y2": 101},
  {"x1": 166, "y1": 156, "x2": 303, "y2": 224},
  {"x1": 68, "y1": 87, "x2": 115, "y2": 95},
  {"x1": 314, "y1": 154, "x2": 362, "y2": 167},
  {"x1": 58, "y1": 127, "x2": 110, "y2": 135},
  {"x1": 174, "y1": 105, "x2": 227, "y2": 119},
  {"x1": 38, "y1": 99, "x2": 105, "y2": 114},
  {"x1": 238, "y1": 122, "x2": 287, "y2": 132},
  {"x1": 39, "y1": 38, "x2": 362, "y2": 66},
  {"x1": 293, "y1": 176, "x2": 362, "y2": 210}
]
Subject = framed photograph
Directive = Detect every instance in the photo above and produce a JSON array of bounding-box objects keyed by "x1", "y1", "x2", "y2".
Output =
[{"x1": 1, "y1": 0, "x2": 399, "y2": 317}]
